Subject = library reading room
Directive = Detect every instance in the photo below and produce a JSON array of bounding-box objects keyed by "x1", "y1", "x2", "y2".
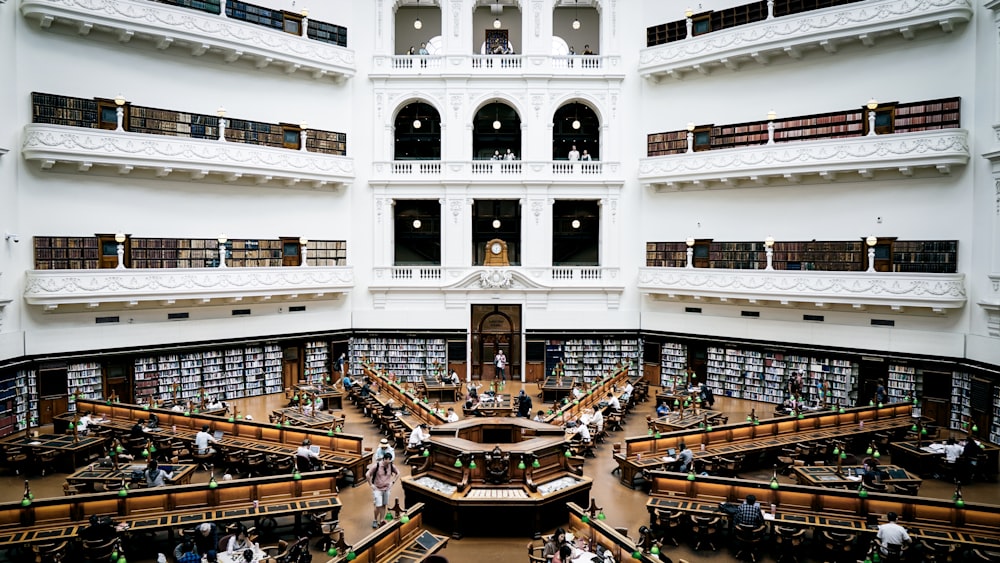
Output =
[{"x1": 2, "y1": 0, "x2": 1000, "y2": 562}]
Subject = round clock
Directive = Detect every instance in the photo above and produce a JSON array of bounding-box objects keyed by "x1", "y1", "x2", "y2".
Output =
[{"x1": 490, "y1": 242, "x2": 503, "y2": 255}]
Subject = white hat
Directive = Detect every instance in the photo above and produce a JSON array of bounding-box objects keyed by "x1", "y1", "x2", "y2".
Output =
[{"x1": 380, "y1": 438, "x2": 388, "y2": 445}]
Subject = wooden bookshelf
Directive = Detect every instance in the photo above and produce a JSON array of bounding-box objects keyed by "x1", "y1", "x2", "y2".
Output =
[
  {"x1": 307, "y1": 19, "x2": 348, "y2": 48},
  {"x1": 646, "y1": 131, "x2": 687, "y2": 157},
  {"x1": 886, "y1": 364, "x2": 921, "y2": 404},
  {"x1": 891, "y1": 240, "x2": 957, "y2": 273},
  {"x1": 153, "y1": 0, "x2": 222, "y2": 15},
  {"x1": 348, "y1": 337, "x2": 447, "y2": 384},
  {"x1": 33, "y1": 236, "x2": 99, "y2": 270},
  {"x1": 772, "y1": 0, "x2": 866, "y2": 18},
  {"x1": 951, "y1": 371, "x2": 972, "y2": 431},
  {"x1": 659, "y1": 342, "x2": 688, "y2": 386},
  {"x1": 66, "y1": 362, "x2": 103, "y2": 413},
  {"x1": 645, "y1": 242, "x2": 687, "y2": 267}
]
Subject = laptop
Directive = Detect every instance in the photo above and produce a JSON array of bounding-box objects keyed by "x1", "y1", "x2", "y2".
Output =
[
  {"x1": 667, "y1": 448, "x2": 676, "y2": 457},
  {"x1": 309, "y1": 445, "x2": 320, "y2": 455},
  {"x1": 213, "y1": 430, "x2": 224, "y2": 441}
]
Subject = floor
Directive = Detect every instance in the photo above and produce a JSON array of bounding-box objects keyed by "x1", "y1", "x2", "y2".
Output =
[{"x1": 3, "y1": 382, "x2": 998, "y2": 563}]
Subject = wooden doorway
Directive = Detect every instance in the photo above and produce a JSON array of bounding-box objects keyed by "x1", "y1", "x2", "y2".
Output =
[
  {"x1": 471, "y1": 304, "x2": 521, "y2": 381},
  {"x1": 97, "y1": 233, "x2": 129, "y2": 269},
  {"x1": 282, "y1": 346, "x2": 301, "y2": 388}
]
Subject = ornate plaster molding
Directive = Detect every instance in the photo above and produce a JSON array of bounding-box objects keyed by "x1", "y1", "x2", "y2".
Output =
[
  {"x1": 24, "y1": 266, "x2": 354, "y2": 310},
  {"x1": 21, "y1": 0, "x2": 355, "y2": 80},
  {"x1": 370, "y1": 54, "x2": 624, "y2": 79},
  {"x1": 22, "y1": 124, "x2": 355, "y2": 189},
  {"x1": 639, "y1": 130, "x2": 969, "y2": 191},
  {"x1": 639, "y1": 0, "x2": 972, "y2": 80},
  {"x1": 637, "y1": 267, "x2": 966, "y2": 312}
]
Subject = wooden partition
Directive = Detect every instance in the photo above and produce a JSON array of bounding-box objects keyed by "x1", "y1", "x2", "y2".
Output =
[
  {"x1": 0, "y1": 470, "x2": 342, "y2": 547},
  {"x1": 565, "y1": 502, "x2": 659, "y2": 563},
  {"x1": 543, "y1": 366, "x2": 632, "y2": 425},
  {"x1": 325, "y1": 504, "x2": 448, "y2": 563},
  {"x1": 645, "y1": 471, "x2": 1000, "y2": 549}
]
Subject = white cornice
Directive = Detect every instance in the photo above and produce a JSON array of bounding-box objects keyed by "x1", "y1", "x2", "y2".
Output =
[
  {"x1": 371, "y1": 160, "x2": 624, "y2": 188},
  {"x1": 639, "y1": 130, "x2": 969, "y2": 191},
  {"x1": 24, "y1": 266, "x2": 355, "y2": 310},
  {"x1": 637, "y1": 267, "x2": 966, "y2": 313},
  {"x1": 639, "y1": 0, "x2": 973, "y2": 81},
  {"x1": 982, "y1": 273, "x2": 1000, "y2": 336},
  {"x1": 22, "y1": 124, "x2": 354, "y2": 190},
  {"x1": 20, "y1": 0, "x2": 355, "y2": 80}
]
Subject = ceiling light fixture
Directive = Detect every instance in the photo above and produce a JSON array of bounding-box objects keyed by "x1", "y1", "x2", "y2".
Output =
[
  {"x1": 412, "y1": 219, "x2": 422, "y2": 229},
  {"x1": 492, "y1": 0, "x2": 502, "y2": 28},
  {"x1": 572, "y1": 0, "x2": 580, "y2": 30},
  {"x1": 571, "y1": 219, "x2": 581, "y2": 229},
  {"x1": 492, "y1": 219, "x2": 501, "y2": 229},
  {"x1": 492, "y1": 101, "x2": 502, "y2": 130},
  {"x1": 572, "y1": 102, "x2": 581, "y2": 130},
  {"x1": 414, "y1": 0, "x2": 422, "y2": 29}
]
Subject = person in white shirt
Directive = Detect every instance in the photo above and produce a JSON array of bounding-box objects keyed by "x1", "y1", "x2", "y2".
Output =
[
  {"x1": 194, "y1": 425, "x2": 218, "y2": 454},
  {"x1": 533, "y1": 410, "x2": 545, "y2": 422},
  {"x1": 76, "y1": 412, "x2": 92, "y2": 434},
  {"x1": 567, "y1": 145, "x2": 580, "y2": 161},
  {"x1": 606, "y1": 393, "x2": 621, "y2": 412},
  {"x1": 566, "y1": 421, "x2": 591, "y2": 442},
  {"x1": 296, "y1": 439, "x2": 320, "y2": 471},
  {"x1": 504, "y1": 149, "x2": 515, "y2": 161},
  {"x1": 590, "y1": 408, "x2": 604, "y2": 434},
  {"x1": 571, "y1": 385, "x2": 584, "y2": 400},
  {"x1": 408, "y1": 424, "x2": 430, "y2": 448},
  {"x1": 622, "y1": 381, "x2": 634, "y2": 403},
  {"x1": 944, "y1": 437, "x2": 964, "y2": 463},
  {"x1": 876, "y1": 512, "x2": 911, "y2": 555},
  {"x1": 445, "y1": 408, "x2": 459, "y2": 423},
  {"x1": 374, "y1": 438, "x2": 395, "y2": 462},
  {"x1": 448, "y1": 370, "x2": 461, "y2": 385}
]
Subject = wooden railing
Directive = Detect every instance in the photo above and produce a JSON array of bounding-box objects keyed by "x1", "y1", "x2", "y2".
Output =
[{"x1": 324, "y1": 503, "x2": 447, "y2": 563}]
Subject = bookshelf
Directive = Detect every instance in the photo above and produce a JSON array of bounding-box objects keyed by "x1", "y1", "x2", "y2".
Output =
[
  {"x1": 156, "y1": 355, "x2": 182, "y2": 401},
  {"x1": 31, "y1": 93, "x2": 98, "y2": 128},
  {"x1": 263, "y1": 344, "x2": 283, "y2": 394},
  {"x1": 133, "y1": 357, "x2": 160, "y2": 403},
  {"x1": 645, "y1": 242, "x2": 687, "y2": 267},
  {"x1": 709, "y1": 242, "x2": 762, "y2": 269},
  {"x1": 179, "y1": 353, "x2": 204, "y2": 400},
  {"x1": 155, "y1": 0, "x2": 223, "y2": 15},
  {"x1": 950, "y1": 371, "x2": 972, "y2": 431},
  {"x1": 808, "y1": 358, "x2": 856, "y2": 407},
  {"x1": 66, "y1": 362, "x2": 103, "y2": 413},
  {"x1": 348, "y1": 337, "x2": 448, "y2": 383},
  {"x1": 707, "y1": 345, "x2": 855, "y2": 406},
  {"x1": 15, "y1": 370, "x2": 39, "y2": 433},
  {"x1": 545, "y1": 342, "x2": 565, "y2": 377},
  {"x1": 659, "y1": 342, "x2": 688, "y2": 386},
  {"x1": 199, "y1": 350, "x2": 227, "y2": 400},
  {"x1": 891, "y1": 241, "x2": 958, "y2": 273},
  {"x1": 990, "y1": 386, "x2": 1000, "y2": 445},
  {"x1": 304, "y1": 341, "x2": 330, "y2": 384},
  {"x1": 646, "y1": 131, "x2": 687, "y2": 157},
  {"x1": 33, "y1": 236, "x2": 99, "y2": 270},
  {"x1": 761, "y1": 353, "x2": 808, "y2": 404},
  {"x1": 886, "y1": 364, "x2": 921, "y2": 404},
  {"x1": 306, "y1": 19, "x2": 349, "y2": 48},
  {"x1": 558, "y1": 338, "x2": 640, "y2": 380},
  {"x1": 0, "y1": 372, "x2": 18, "y2": 437}
]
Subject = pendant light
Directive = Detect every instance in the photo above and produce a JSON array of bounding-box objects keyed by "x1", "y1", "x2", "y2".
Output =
[
  {"x1": 413, "y1": 0, "x2": 422, "y2": 29},
  {"x1": 492, "y1": 101, "x2": 501, "y2": 130},
  {"x1": 571, "y1": 103, "x2": 581, "y2": 130},
  {"x1": 493, "y1": 1, "x2": 502, "y2": 29},
  {"x1": 572, "y1": 0, "x2": 581, "y2": 30}
]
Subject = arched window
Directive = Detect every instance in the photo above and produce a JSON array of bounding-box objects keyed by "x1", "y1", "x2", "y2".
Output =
[
  {"x1": 552, "y1": 102, "x2": 599, "y2": 160},
  {"x1": 394, "y1": 102, "x2": 441, "y2": 160},
  {"x1": 472, "y1": 101, "x2": 521, "y2": 160}
]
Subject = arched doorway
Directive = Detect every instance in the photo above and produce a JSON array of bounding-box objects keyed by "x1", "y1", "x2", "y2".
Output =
[
  {"x1": 394, "y1": 102, "x2": 441, "y2": 160},
  {"x1": 471, "y1": 305, "x2": 522, "y2": 381},
  {"x1": 473, "y1": 101, "x2": 521, "y2": 159},
  {"x1": 552, "y1": 102, "x2": 599, "y2": 160}
]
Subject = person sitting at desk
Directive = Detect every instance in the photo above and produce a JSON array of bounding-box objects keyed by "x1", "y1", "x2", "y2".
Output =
[
  {"x1": 621, "y1": 381, "x2": 634, "y2": 403},
  {"x1": 170, "y1": 403, "x2": 186, "y2": 413},
  {"x1": 80, "y1": 514, "x2": 117, "y2": 542},
  {"x1": 733, "y1": 494, "x2": 765, "y2": 528},
  {"x1": 382, "y1": 399, "x2": 396, "y2": 418},
  {"x1": 588, "y1": 407, "x2": 604, "y2": 434},
  {"x1": 565, "y1": 420, "x2": 590, "y2": 442},
  {"x1": 129, "y1": 419, "x2": 148, "y2": 440},
  {"x1": 876, "y1": 512, "x2": 911, "y2": 555},
  {"x1": 445, "y1": 407, "x2": 460, "y2": 423},
  {"x1": 193, "y1": 522, "x2": 219, "y2": 560},
  {"x1": 534, "y1": 410, "x2": 546, "y2": 422},
  {"x1": 961, "y1": 438, "x2": 983, "y2": 483},
  {"x1": 194, "y1": 425, "x2": 218, "y2": 455},
  {"x1": 174, "y1": 539, "x2": 200, "y2": 563},
  {"x1": 861, "y1": 457, "x2": 882, "y2": 487},
  {"x1": 448, "y1": 370, "x2": 461, "y2": 385},
  {"x1": 606, "y1": 393, "x2": 621, "y2": 412},
  {"x1": 408, "y1": 424, "x2": 430, "y2": 448},
  {"x1": 543, "y1": 528, "x2": 568, "y2": 562},
  {"x1": 341, "y1": 372, "x2": 354, "y2": 391},
  {"x1": 296, "y1": 439, "x2": 321, "y2": 471},
  {"x1": 464, "y1": 394, "x2": 480, "y2": 411},
  {"x1": 571, "y1": 384, "x2": 584, "y2": 400},
  {"x1": 700, "y1": 384, "x2": 715, "y2": 408},
  {"x1": 205, "y1": 396, "x2": 225, "y2": 410},
  {"x1": 226, "y1": 524, "x2": 256, "y2": 555},
  {"x1": 146, "y1": 412, "x2": 159, "y2": 429},
  {"x1": 359, "y1": 378, "x2": 372, "y2": 398},
  {"x1": 76, "y1": 411, "x2": 94, "y2": 435},
  {"x1": 944, "y1": 437, "x2": 964, "y2": 463},
  {"x1": 676, "y1": 442, "x2": 693, "y2": 472},
  {"x1": 656, "y1": 402, "x2": 671, "y2": 417},
  {"x1": 144, "y1": 459, "x2": 173, "y2": 487}
]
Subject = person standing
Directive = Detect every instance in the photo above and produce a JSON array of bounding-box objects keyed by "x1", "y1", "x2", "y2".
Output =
[
  {"x1": 374, "y1": 438, "x2": 395, "y2": 462},
  {"x1": 494, "y1": 349, "x2": 507, "y2": 381},
  {"x1": 365, "y1": 453, "x2": 399, "y2": 528},
  {"x1": 516, "y1": 390, "x2": 532, "y2": 418},
  {"x1": 580, "y1": 149, "x2": 592, "y2": 161},
  {"x1": 567, "y1": 145, "x2": 580, "y2": 161}
]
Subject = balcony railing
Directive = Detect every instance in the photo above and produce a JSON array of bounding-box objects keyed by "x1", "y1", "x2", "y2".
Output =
[
  {"x1": 22, "y1": 124, "x2": 355, "y2": 189},
  {"x1": 638, "y1": 0, "x2": 973, "y2": 81},
  {"x1": 21, "y1": 0, "x2": 355, "y2": 80},
  {"x1": 372, "y1": 160, "x2": 621, "y2": 185},
  {"x1": 24, "y1": 266, "x2": 354, "y2": 310},
  {"x1": 638, "y1": 129, "x2": 969, "y2": 190},
  {"x1": 370, "y1": 54, "x2": 624, "y2": 78},
  {"x1": 637, "y1": 267, "x2": 966, "y2": 312}
]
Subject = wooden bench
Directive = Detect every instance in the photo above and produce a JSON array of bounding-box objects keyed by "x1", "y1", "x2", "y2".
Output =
[{"x1": 324, "y1": 503, "x2": 447, "y2": 563}]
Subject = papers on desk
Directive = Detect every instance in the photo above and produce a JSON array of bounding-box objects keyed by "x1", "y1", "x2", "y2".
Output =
[
  {"x1": 923, "y1": 443, "x2": 946, "y2": 453},
  {"x1": 662, "y1": 456, "x2": 676, "y2": 463},
  {"x1": 846, "y1": 475, "x2": 861, "y2": 482},
  {"x1": 29, "y1": 441, "x2": 42, "y2": 446},
  {"x1": 763, "y1": 513, "x2": 775, "y2": 521}
]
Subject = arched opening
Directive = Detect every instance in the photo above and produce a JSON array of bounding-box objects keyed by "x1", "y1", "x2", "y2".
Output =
[
  {"x1": 395, "y1": 2, "x2": 442, "y2": 54},
  {"x1": 552, "y1": 102, "x2": 599, "y2": 160},
  {"x1": 552, "y1": 0, "x2": 600, "y2": 55},
  {"x1": 473, "y1": 101, "x2": 521, "y2": 160},
  {"x1": 473, "y1": 1, "x2": 523, "y2": 54},
  {"x1": 394, "y1": 102, "x2": 441, "y2": 160}
]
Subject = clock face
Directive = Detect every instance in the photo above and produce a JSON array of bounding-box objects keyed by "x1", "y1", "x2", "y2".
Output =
[{"x1": 490, "y1": 242, "x2": 502, "y2": 255}]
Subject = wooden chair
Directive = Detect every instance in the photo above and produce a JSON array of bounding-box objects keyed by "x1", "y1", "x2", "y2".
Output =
[
  {"x1": 4, "y1": 445, "x2": 29, "y2": 476},
  {"x1": 891, "y1": 482, "x2": 919, "y2": 496},
  {"x1": 62, "y1": 481, "x2": 81, "y2": 496},
  {"x1": 31, "y1": 540, "x2": 70, "y2": 563},
  {"x1": 733, "y1": 523, "x2": 766, "y2": 562},
  {"x1": 80, "y1": 537, "x2": 121, "y2": 563},
  {"x1": 818, "y1": 530, "x2": 856, "y2": 563},
  {"x1": 654, "y1": 509, "x2": 683, "y2": 547},
  {"x1": 773, "y1": 525, "x2": 806, "y2": 563},
  {"x1": 526, "y1": 541, "x2": 546, "y2": 563},
  {"x1": 690, "y1": 515, "x2": 720, "y2": 551},
  {"x1": 716, "y1": 454, "x2": 744, "y2": 477}
]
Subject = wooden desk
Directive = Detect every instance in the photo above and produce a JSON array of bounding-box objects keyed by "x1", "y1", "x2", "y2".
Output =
[
  {"x1": 889, "y1": 441, "x2": 999, "y2": 479},
  {"x1": 420, "y1": 378, "x2": 461, "y2": 403},
  {"x1": 539, "y1": 376, "x2": 585, "y2": 404},
  {"x1": 324, "y1": 503, "x2": 448, "y2": 563},
  {"x1": 541, "y1": 367, "x2": 631, "y2": 425},
  {"x1": 654, "y1": 389, "x2": 699, "y2": 407},
  {"x1": 566, "y1": 502, "x2": 659, "y2": 563},
  {"x1": 0, "y1": 433, "x2": 107, "y2": 472},
  {"x1": 273, "y1": 408, "x2": 346, "y2": 430},
  {"x1": 791, "y1": 465, "x2": 921, "y2": 488},
  {"x1": 645, "y1": 471, "x2": 1000, "y2": 549},
  {"x1": 66, "y1": 463, "x2": 198, "y2": 490},
  {"x1": 469, "y1": 394, "x2": 516, "y2": 417},
  {"x1": 294, "y1": 384, "x2": 345, "y2": 410},
  {"x1": 650, "y1": 409, "x2": 723, "y2": 431}
]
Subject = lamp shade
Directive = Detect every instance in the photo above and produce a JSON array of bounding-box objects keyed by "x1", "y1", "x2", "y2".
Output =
[
  {"x1": 867, "y1": 98, "x2": 878, "y2": 110},
  {"x1": 866, "y1": 235, "x2": 878, "y2": 247},
  {"x1": 114, "y1": 94, "x2": 126, "y2": 106},
  {"x1": 767, "y1": 109, "x2": 777, "y2": 121},
  {"x1": 493, "y1": 119, "x2": 501, "y2": 130},
  {"x1": 414, "y1": 17, "x2": 422, "y2": 29},
  {"x1": 493, "y1": 17, "x2": 501, "y2": 29},
  {"x1": 572, "y1": 18, "x2": 580, "y2": 30}
]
